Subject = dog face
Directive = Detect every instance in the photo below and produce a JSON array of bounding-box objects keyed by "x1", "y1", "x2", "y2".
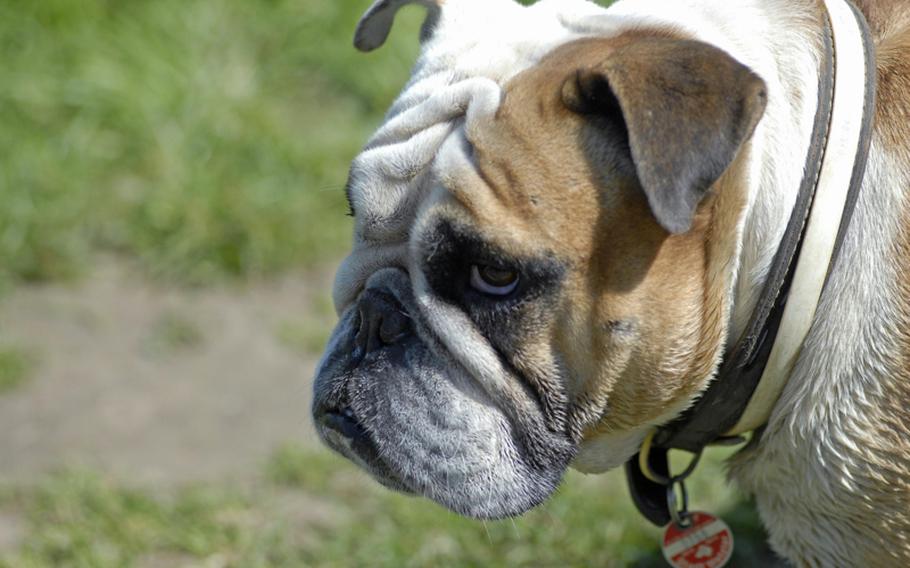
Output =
[{"x1": 313, "y1": 15, "x2": 766, "y2": 518}]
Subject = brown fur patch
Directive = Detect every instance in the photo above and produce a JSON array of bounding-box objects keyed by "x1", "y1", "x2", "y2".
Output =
[
  {"x1": 854, "y1": 0, "x2": 910, "y2": 40},
  {"x1": 871, "y1": 21, "x2": 910, "y2": 154}
]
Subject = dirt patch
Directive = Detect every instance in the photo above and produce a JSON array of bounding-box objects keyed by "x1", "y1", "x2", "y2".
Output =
[
  {"x1": 0, "y1": 259, "x2": 337, "y2": 486},
  {"x1": 0, "y1": 510, "x2": 26, "y2": 553}
]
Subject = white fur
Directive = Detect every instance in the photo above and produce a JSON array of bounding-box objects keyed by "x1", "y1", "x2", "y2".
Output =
[{"x1": 731, "y1": 143, "x2": 907, "y2": 567}]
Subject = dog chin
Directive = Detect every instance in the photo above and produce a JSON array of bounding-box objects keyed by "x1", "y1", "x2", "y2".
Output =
[{"x1": 312, "y1": 270, "x2": 570, "y2": 519}]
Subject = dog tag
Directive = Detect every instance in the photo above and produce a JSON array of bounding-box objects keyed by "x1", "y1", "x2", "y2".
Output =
[{"x1": 661, "y1": 511, "x2": 734, "y2": 568}]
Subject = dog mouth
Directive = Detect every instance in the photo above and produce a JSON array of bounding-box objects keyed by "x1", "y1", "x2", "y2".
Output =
[{"x1": 315, "y1": 401, "x2": 413, "y2": 494}]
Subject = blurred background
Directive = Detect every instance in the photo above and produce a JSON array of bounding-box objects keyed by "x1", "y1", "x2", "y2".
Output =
[{"x1": 0, "y1": 0, "x2": 781, "y2": 566}]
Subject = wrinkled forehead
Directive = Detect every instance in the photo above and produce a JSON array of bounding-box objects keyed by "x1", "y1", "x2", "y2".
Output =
[{"x1": 332, "y1": 0, "x2": 619, "y2": 313}]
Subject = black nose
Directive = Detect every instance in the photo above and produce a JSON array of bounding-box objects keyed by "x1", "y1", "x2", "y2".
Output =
[{"x1": 353, "y1": 289, "x2": 411, "y2": 358}]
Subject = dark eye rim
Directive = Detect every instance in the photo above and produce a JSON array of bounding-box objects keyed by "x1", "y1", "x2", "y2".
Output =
[{"x1": 418, "y1": 218, "x2": 565, "y2": 308}]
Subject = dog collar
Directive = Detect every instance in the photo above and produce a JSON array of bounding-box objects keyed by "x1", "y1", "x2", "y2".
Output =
[{"x1": 626, "y1": 0, "x2": 877, "y2": 526}]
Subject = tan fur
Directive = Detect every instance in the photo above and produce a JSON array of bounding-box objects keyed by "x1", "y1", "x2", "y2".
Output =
[
  {"x1": 872, "y1": 17, "x2": 910, "y2": 153},
  {"x1": 854, "y1": 0, "x2": 910, "y2": 41},
  {"x1": 443, "y1": 33, "x2": 756, "y2": 438}
]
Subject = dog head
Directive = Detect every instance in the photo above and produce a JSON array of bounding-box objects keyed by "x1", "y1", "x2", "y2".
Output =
[{"x1": 312, "y1": 0, "x2": 766, "y2": 519}]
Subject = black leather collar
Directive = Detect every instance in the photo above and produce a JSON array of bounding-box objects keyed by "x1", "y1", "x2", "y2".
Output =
[{"x1": 625, "y1": 0, "x2": 877, "y2": 526}]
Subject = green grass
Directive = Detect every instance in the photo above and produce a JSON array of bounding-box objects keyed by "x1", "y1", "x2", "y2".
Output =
[
  {"x1": 0, "y1": 471, "x2": 295, "y2": 567},
  {"x1": 0, "y1": 0, "x2": 427, "y2": 287},
  {"x1": 0, "y1": 346, "x2": 35, "y2": 395},
  {"x1": 0, "y1": 445, "x2": 782, "y2": 567}
]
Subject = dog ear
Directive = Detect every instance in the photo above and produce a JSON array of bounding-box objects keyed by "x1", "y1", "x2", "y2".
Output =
[
  {"x1": 561, "y1": 37, "x2": 767, "y2": 234},
  {"x1": 354, "y1": 0, "x2": 442, "y2": 52}
]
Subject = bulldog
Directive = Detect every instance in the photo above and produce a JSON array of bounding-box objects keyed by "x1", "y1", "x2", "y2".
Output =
[{"x1": 311, "y1": 0, "x2": 910, "y2": 565}]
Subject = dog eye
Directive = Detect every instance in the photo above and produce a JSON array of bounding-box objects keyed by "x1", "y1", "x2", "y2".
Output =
[{"x1": 470, "y1": 264, "x2": 519, "y2": 296}]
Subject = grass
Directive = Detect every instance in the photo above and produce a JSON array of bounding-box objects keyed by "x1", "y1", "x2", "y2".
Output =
[
  {"x1": 0, "y1": 0, "x2": 428, "y2": 288},
  {"x1": 0, "y1": 471, "x2": 292, "y2": 567},
  {"x1": 0, "y1": 346, "x2": 35, "y2": 395},
  {"x1": 0, "y1": 444, "x2": 782, "y2": 568}
]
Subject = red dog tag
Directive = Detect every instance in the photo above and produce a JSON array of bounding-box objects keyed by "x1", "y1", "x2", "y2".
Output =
[{"x1": 661, "y1": 511, "x2": 734, "y2": 568}]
